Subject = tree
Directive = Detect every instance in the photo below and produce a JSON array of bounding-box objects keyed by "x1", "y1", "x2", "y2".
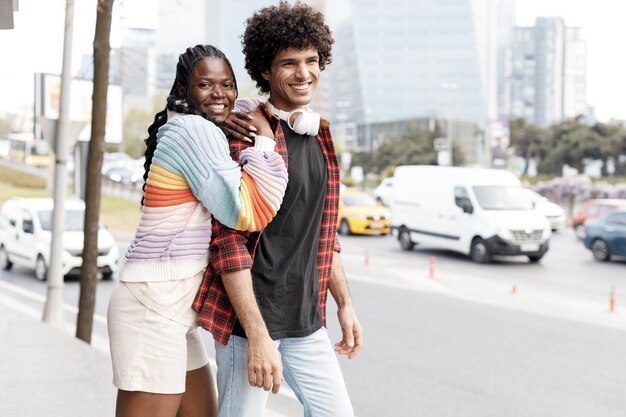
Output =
[
  {"x1": 591, "y1": 122, "x2": 624, "y2": 176},
  {"x1": 509, "y1": 118, "x2": 545, "y2": 175},
  {"x1": 351, "y1": 123, "x2": 445, "y2": 174},
  {"x1": 77, "y1": 0, "x2": 115, "y2": 343},
  {"x1": 537, "y1": 119, "x2": 624, "y2": 177}
]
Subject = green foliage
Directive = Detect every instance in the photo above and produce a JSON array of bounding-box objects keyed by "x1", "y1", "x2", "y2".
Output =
[
  {"x1": 342, "y1": 177, "x2": 357, "y2": 187},
  {"x1": 510, "y1": 117, "x2": 626, "y2": 177},
  {"x1": 0, "y1": 165, "x2": 140, "y2": 234},
  {"x1": 350, "y1": 123, "x2": 442, "y2": 174},
  {"x1": 123, "y1": 107, "x2": 153, "y2": 158},
  {"x1": 0, "y1": 166, "x2": 46, "y2": 189}
]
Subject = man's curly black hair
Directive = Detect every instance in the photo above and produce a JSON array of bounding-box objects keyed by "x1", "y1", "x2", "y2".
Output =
[{"x1": 242, "y1": 1, "x2": 334, "y2": 93}]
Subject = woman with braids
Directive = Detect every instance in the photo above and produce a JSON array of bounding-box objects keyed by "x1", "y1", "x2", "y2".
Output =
[{"x1": 106, "y1": 44, "x2": 288, "y2": 417}]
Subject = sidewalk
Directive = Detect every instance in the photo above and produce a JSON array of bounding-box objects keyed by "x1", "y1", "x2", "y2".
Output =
[
  {"x1": 0, "y1": 301, "x2": 116, "y2": 417},
  {"x1": 0, "y1": 294, "x2": 302, "y2": 417}
]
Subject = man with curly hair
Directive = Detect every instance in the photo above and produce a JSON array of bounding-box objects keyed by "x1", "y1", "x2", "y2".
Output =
[{"x1": 193, "y1": 1, "x2": 362, "y2": 416}]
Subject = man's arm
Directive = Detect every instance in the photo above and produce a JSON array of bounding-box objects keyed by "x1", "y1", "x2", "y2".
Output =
[
  {"x1": 328, "y1": 250, "x2": 363, "y2": 360},
  {"x1": 221, "y1": 267, "x2": 283, "y2": 394}
]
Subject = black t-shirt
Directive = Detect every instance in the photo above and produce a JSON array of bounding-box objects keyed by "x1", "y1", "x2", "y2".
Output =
[{"x1": 232, "y1": 121, "x2": 327, "y2": 339}]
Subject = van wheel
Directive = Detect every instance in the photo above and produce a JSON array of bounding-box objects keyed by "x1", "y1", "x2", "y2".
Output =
[
  {"x1": 0, "y1": 245, "x2": 12, "y2": 270},
  {"x1": 102, "y1": 271, "x2": 114, "y2": 281},
  {"x1": 35, "y1": 255, "x2": 48, "y2": 281},
  {"x1": 591, "y1": 240, "x2": 610, "y2": 261},
  {"x1": 339, "y1": 219, "x2": 351, "y2": 235},
  {"x1": 470, "y1": 238, "x2": 491, "y2": 263},
  {"x1": 398, "y1": 228, "x2": 415, "y2": 251}
]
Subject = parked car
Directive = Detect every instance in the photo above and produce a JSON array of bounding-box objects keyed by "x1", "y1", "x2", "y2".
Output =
[
  {"x1": 104, "y1": 166, "x2": 140, "y2": 185},
  {"x1": 572, "y1": 199, "x2": 626, "y2": 239},
  {"x1": 373, "y1": 178, "x2": 393, "y2": 206},
  {"x1": 101, "y1": 152, "x2": 133, "y2": 174},
  {"x1": 337, "y1": 189, "x2": 391, "y2": 235},
  {"x1": 0, "y1": 198, "x2": 119, "y2": 281},
  {"x1": 523, "y1": 189, "x2": 567, "y2": 231},
  {"x1": 391, "y1": 166, "x2": 551, "y2": 263},
  {"x1": 583, "y1": 209, "x2": 626, "y2": 261}
]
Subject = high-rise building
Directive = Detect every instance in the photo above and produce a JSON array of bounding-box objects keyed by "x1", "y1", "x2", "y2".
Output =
[
  {"x1": 563, "y1": 27, "x2": 587, "y2": 119},
  {"x1": 507, "y1": 17, "x2": 587, "y2": 127},
  {"x1": 325, "y1": 0, "x2": 500, "y2": 164},
  {"x1": 119, "y1": 28, "x2": 157, "y2": 98},
  {"x1": 496, "y1": 0, "x2": 516, "y2": 121}
]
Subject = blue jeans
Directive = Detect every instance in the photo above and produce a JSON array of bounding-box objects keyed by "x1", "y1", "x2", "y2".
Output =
[{"x1": 215, "y1": 327, "x2": 353, "y2": 417}]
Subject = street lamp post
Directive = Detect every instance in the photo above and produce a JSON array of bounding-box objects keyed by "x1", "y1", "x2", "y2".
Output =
[
  {"x1": 441, "y1": 82, "x2": 458, "y2": 166},
  {"x1": 43, "y1": 0, "x2": 75, "y2": 329}
]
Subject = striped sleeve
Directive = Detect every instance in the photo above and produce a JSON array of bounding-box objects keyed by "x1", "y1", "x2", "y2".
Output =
[{"x1": 152, "y1": 115, "x2": 287, "y2": 231}]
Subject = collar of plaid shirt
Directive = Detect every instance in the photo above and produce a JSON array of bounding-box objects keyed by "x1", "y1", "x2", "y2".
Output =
[{"x1": 193, "y1": 102, "x2": 342, "y2": 345}]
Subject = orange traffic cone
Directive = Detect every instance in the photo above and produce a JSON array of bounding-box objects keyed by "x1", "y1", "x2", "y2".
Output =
[
  {"x1": 610, "y1": 287, "x2": 616, "y2": 313},
  {"x1": 428, "y1": 256, "x2": 436, "y2": 279}
]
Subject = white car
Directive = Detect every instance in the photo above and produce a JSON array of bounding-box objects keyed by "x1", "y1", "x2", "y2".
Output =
[
  {"x1": 374, "y1": 178, "x2": 393, "y2": 206},
  {"x1": 0, "y1": 198, "x2": 119, "y2": 281},
  {"x1": 524, "y1": 189, "x2": 567, "y2": 231}
]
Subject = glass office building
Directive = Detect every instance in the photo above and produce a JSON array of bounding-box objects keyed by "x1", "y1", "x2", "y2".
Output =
[{"x1": 325, "y1": 0, "x2": 499, "y2": 163}]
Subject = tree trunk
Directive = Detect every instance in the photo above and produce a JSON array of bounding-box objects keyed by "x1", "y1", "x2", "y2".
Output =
[
  {"x1": 523, "y1": 143, "x2": 533, "y2": 176},
  {"x1": 76, "y1": 0, "x2": 115, "y2": 343}
]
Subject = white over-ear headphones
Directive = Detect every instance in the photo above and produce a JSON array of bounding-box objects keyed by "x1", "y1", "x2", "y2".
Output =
[{"x1": 266, "y1": 101, "x2": 320, "y2": 136}]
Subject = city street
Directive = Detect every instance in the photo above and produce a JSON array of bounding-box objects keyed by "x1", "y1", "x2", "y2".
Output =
[{"x1": 1, "y1": 228, "x2": 625, "y2": 416}]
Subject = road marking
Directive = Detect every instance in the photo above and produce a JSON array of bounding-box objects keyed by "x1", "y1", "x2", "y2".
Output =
[
  {"x1": 0, "y1": 280, "x2": 107, "y2": 324},
  {"x1": 344, "y1": 266, "x2": 626, "y2": 331}
]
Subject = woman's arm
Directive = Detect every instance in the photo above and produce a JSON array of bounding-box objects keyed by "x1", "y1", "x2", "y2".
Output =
[{"x1": 148, "y1": 115, "x2": 287, "y2": 231}]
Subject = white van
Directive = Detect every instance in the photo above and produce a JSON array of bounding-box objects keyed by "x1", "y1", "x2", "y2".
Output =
[
  {"x1": 390, "y1": 166, "x2": 551, "y2": 263},
  {"x1": 0, "y1": 198, "x2": 119, "y2": 280}
]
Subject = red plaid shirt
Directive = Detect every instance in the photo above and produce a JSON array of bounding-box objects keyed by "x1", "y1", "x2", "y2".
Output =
[{"x1": 193, "y1": 103, "x2": 342, "y2": 345}]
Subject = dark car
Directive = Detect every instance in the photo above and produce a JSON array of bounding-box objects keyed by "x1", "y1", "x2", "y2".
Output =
[{"x1": 583, "y1": 209, "x2": 626, "y2": 261}]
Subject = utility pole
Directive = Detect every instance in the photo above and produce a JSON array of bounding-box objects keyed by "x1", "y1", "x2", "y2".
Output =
[{"x1": 43, "y1": 0, "x2": 75, "y2": 329}]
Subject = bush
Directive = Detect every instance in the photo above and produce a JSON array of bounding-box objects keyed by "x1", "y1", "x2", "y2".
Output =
[{"x1": 535, "y1": 175, "x2": 626, "y2": 216}]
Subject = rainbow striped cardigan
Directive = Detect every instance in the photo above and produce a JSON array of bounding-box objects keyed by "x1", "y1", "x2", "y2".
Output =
[{"x1": 119, "y1": 113, "x2": 288, "y2": 282}]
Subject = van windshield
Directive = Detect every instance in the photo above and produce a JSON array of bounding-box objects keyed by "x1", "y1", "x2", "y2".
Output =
[
  {"x1": 38, "y1": 210, "x2": 85, "y2": 231},
  {"x1": 472, "y1": 186, "x2": 533, "y2": 210}
]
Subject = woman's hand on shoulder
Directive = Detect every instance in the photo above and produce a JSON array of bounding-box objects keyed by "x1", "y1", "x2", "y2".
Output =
[
  {"x1": 247, "y1": 111, "x2": 274, "y2": 140},
  {"x1": 221, "y1": 111, "x2": 256, "y2": 143},
  {"x1": 220, "y1": 110, "x2": 273, "y2": 144}
]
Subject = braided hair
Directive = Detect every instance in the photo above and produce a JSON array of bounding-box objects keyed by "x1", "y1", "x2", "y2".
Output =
[{"x1": 141, "y1": 44, "x2": 238, "y2": 205}]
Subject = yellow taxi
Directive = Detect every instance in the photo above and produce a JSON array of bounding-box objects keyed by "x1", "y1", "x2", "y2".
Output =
[{"x1": 337, "y1": 188, "x2": 391, "y2": 235}]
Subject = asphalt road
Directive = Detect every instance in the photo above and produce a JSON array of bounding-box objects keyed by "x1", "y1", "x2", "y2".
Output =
[{"x1": 1, "y1": 228, "x2": 625, "y2": 416}]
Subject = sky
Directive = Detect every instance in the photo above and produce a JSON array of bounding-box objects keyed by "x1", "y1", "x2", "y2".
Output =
[{"x1": 0, "y1": 0, "x2": 624, "y2": 123}]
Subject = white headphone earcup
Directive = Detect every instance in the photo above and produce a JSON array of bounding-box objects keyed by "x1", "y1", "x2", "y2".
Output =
[
  {"x1": 291, "y1": 111, "x2": 320, "y2": 136},
  {"x1": 266, "y1": 101, "x2": 320, "y2": 136}
]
